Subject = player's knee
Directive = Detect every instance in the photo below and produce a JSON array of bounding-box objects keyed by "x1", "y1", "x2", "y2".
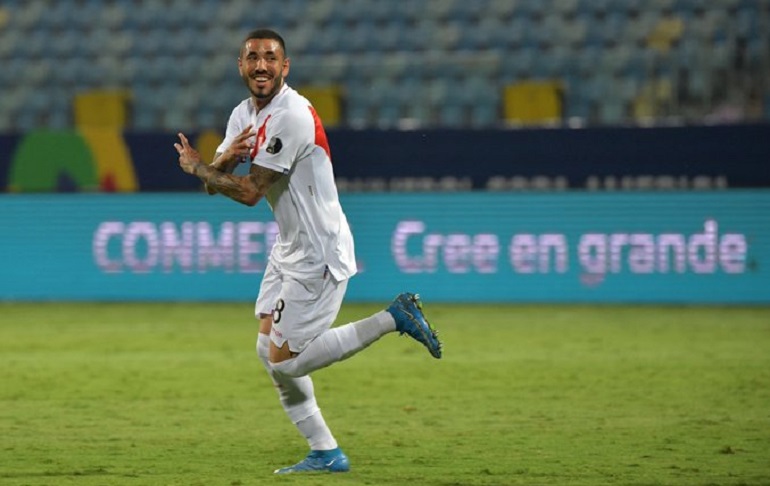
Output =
[
  {"x1": 256, "y1": 333, "x2": 270, "y2": 362},
  {"x1": 271, "y1": 357, "x2": 304, "y2": 378}
]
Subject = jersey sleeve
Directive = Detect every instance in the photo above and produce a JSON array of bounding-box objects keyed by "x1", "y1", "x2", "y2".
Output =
[
  {"x1": 215, "y1": 106, "x2": 244, "y2": 155},
  {"x1": 251, "y1": 107, "x2": 313, "y2": 174}
]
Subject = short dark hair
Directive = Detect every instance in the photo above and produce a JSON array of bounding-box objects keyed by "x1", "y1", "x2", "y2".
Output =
[{"x1": 241, "y1": 29, "x2": 287, "y2": 57}]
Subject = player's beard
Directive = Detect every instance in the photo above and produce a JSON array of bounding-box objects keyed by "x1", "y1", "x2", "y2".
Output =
[{"x1": 246, "y1": 72, "x2": 284, "y2": 101}]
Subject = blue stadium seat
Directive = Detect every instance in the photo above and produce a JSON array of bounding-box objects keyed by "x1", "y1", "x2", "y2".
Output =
[
  {"x1": 735, "y1": 6, "x2": 761, "y2": 38},
  {"x1": 397, "y1": 76, "x2": 430, "y2": 125},
  {"x1": 539, "y1": 13, "x2": 571, "y2": 47},
  {"x1": 186, "y1": 0, "x2": 221, "y2": 29},
  {"x1": 606, "y1": 0, "x2": 640, "y2": 14},
  {"x1": 355, "y1": 85, "x2": 386, "y2": 124},
  {"x1": 364, "y1": 2, "x2": 405, "y2": 23},
  {"x1": 0, "y1": 26, "x2": 21, "y2": 60},
  {"x1": 462, "y1": 76, "x2": 500, "y2": 127},
  {"x1": 574, "y1": 45, "x2": 602, "y2": 76},
  {"x1": 13, "y1": 2, "x2": 44, "y2": 31},
  {"x1": 565, "y1": 99, "x2": 592, "y2": 122},
  {"x1": 58, "y1": 58, "x2": 88, "y2": 88},
  {"x1": 446, "y1": 0, "x2": 489, "y2": 23},
  {"x1": 471, "y1": 102, "x2": 500, "y2": 128},
  {"x1": 467, "y1": 17, "x2": 506, "y2": 51},
  {"x1": 532, "y1": 45, "x2": 572, "y2": 79},
  {"x1": 17, "y1": 110, "x2": 40, "y2": 132},
  {"x1": 165, "y1": 29, "x2": 203, "y2": 57},
  {"x1": 516, "y1": 0, "x2": 547, "y2": 18},
  {"x1": 487, "y1": 0, "x2": 518, "y2": 20},
  {"x1": 577, "y1": 0, "x2": 612, "y2": 15},
  {"x1": 0, "y1": 58, "x2": 21, "y2": 88},
  {"x1": 47, "y1": 89, "x2": 72, "y2": 129},
  {"x1": 0, "y1": 84, "x2": 24, "y2": 121},
  {"x1": 553, "y1": 0, "x2": 580, "y2": 18},
  {"x1": 652, "y1": 0, "x2": 675, "y2": 10},
  {"x1": 0, "y1": 0, "x2": 766, "y2": 131},
  {"x1": 123, "y1": 1, "x2": 166, "y2": 30},
  {"x1": 195, "y1": 105, "x2": 221, "y2": 131},
  {"x1": 374, "y1": 103, "x2": 402, "y2": 129},
  {"x1": 561, "y1": 14, "x2": 588, "y2": 46},
  {"x1": 344, "y1": 79, "x2": 378, "y2": 127},
  {"x1": 500, "y1": 46, "x2": 537, "y2": 82},
  {"x1": 133, "y1": 109, "x2": 159, "y2": 132},
  {"x1": 131, "y1": 30, "x2": 166, "y2": 58},
  {"x1": 439, "y1": 104, "x2": 466, "y2": 128}
]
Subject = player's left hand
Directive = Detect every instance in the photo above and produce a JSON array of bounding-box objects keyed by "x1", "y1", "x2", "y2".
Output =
[{"x1": 174, "y1": 132, "x2": 201, "y2": 175}]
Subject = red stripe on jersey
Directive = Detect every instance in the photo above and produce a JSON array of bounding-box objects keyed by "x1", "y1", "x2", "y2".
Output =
[
  {"x1": 308, "y1": 106, "x2": 332, "y2": 161},
  {"x1": 250, "y1": 114, "x2": 272, "y2": 159}
]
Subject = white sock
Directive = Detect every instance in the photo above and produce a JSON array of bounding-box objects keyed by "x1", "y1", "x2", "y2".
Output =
[
  {"x1": 271, "y1": 311, "x2": 396, "y2": 377},
  {"x1": 256, "y1": 333, "x2": 337, "y2": 450},
  {"x1": 296, "y1": 411, "x2": 338, "y2": 451}
]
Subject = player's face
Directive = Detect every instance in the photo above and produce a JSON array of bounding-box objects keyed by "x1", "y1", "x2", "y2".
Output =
[{"x1": 238, "y1": 38, "x2": 290, "y2": 105}]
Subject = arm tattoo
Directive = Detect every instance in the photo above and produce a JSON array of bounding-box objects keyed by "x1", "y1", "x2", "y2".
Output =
[
  {"x1": 193, "y1": 162, "x2": 281, "y2": 206},
  {"x1": 205, "y1": 152, "x2": 243, "y2": 196},
  {"x1": 211, "y1": 152, "x2": 240, "y2": 173}
]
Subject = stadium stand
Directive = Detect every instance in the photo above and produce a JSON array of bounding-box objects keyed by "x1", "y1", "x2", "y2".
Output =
[{"x1": 0, "y1": 0, "x2": 768, "y2": 131}]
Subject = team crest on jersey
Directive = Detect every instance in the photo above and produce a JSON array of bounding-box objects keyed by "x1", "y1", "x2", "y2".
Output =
[{"x1": 266, "y1": 136, "x2": 283, "y2": 154}]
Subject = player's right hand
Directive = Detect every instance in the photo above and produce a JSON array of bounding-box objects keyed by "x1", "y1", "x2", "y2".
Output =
[
  {"x1": 223, "y1": 124, "x2": 255, "y2": 164},
  {"x1": 206, "y1": 125, "x2": 255, "y2": 195}
]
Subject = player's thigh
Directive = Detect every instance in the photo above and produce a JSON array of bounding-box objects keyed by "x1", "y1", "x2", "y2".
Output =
[
  {"x1": 270, "y1": 273, "x2": 347, "y2": 354},
  {"x1": 255, "y1": 259, "x2": 282, "y2": 318}
]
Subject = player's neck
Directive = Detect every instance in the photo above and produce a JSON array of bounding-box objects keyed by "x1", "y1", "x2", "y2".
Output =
[{"x1": 253, "y1": 82, "x2": 285, "y2": 111}]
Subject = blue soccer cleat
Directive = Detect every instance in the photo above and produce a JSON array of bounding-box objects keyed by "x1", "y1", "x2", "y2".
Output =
[
  {"x1": 387, "y1": 292, "x2": 442, "y2": 359},
  {"x1": 273, "y1": 448, "x2": 350, "y2": 474}
]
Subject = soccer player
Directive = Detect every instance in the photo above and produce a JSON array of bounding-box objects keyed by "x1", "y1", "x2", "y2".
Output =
[{"x1": 172, "y1": 29, "x2": 442, "y2": 474}]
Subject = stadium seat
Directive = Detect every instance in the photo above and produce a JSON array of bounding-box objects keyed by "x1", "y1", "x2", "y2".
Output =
[
  {"x1": 500, "y1": 46, "x2": 538, "y2": 82},
  {"x1": 12, "y1": 2, "x2": 44, "y2": 31},
  {"x1": 504, "y1": 80, "x2": 564, "y2": 125},
  {"x1": 564, "y1": 87, "x2": 593, "y2": 122},
  {"x1": 486, "y1": 0, "x2": 517, "y2": 20},
  {"x1": 532, "y1": 45, "x2": 571, "y2": 79},
  {"x1": 0, "y1": 85, "x2": 25, "y2": 123},
  {"x1": 0, "y1": 0, "x2": 766, "y2": 131},
  {"x1": 375, "y1": 103, "x2": 402, "y2": 129},
  {"x1": 0, "y1": 22, "x2": 18, "y2": 59},
  {"x1": 577, "y1": 0, "x2": 612, "y2": 16},
  {"x1": 561, "y1": 15, "x2": 588, "y2": 46},
  {"x1": 516, "y1": 0, "x2": 547, "y2": 19}
]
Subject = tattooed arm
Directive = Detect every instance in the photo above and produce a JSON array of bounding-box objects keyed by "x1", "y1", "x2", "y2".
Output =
[
  {"x1": 204, "y1": 124, "x2": 255, "y2": 195},
  {"x1": 204, "y1": 151, "x2": 239, "y2": 195},
  {"x1": 175, "y1": 132, "x2": 282, "y2": 206}
]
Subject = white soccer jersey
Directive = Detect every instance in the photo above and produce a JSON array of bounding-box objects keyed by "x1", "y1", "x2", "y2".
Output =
[{"x1": 216, "y1": 84, "x2": 357, "y2": 282}]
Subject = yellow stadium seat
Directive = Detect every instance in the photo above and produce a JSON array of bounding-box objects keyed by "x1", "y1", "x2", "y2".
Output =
[
  {"x1": 503, "y1": 81, "x2": 563, "y2": 126},
  {"x1": 74, "y1": 90, "x2": 132, "y2": 128},
  {"x1": 297, "y1": 86, "x2": 342, "y2": 127}
]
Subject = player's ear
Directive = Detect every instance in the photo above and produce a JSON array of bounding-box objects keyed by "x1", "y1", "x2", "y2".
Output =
[{"x1": 282, "y1": 57, "x2": 290, "y2": 77}]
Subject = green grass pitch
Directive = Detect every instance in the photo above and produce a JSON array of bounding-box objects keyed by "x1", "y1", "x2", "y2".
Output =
[{"x1": 1, "y1": 302, "x2": 769, "y2": 486}]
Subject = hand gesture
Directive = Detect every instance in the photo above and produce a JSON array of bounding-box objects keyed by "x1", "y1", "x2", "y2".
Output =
[
  {"x1": 174, "y1": 132, "x2": 201, "y2": 175},
  {"x1": 219, "y1": 124, "x2": 256, "y2": 167}
]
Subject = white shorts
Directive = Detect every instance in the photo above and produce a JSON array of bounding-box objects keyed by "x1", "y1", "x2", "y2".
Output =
[{"x1": 255, "y1": 260, "x2": 348, "y2": 353}]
